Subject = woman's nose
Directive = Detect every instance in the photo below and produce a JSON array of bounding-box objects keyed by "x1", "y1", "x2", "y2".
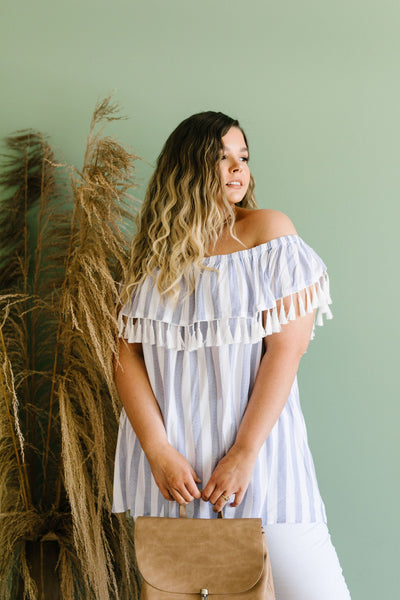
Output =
[{"x1": 230, "y1": 160, "x2": 242, "y2": 172}]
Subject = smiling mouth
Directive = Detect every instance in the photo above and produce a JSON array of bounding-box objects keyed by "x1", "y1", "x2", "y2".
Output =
[{"x1": 226, "y1": 181, "x2": 242, "y2": 187}]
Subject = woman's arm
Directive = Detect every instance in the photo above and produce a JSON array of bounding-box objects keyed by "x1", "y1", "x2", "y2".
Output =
[
  {"x1": 115, "y1": 340, "x2": 201, "y2": 504},
  {"x1": 202, "y1": 292, "x2": 317, "y2": 512}
]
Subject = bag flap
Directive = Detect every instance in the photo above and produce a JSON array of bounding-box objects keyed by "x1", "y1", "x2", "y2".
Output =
[{"x1": 134, "y1": 516, "x2": 265, "y2": 594}]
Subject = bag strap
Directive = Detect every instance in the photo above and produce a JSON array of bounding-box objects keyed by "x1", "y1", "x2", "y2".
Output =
[{"x1": 179, "y1": 504, "x2": 223, "y2": 519}]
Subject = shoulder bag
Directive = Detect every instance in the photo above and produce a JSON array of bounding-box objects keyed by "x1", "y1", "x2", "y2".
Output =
[{"x1": 134, "y1": 504, "x2": 275, "y2": 599}]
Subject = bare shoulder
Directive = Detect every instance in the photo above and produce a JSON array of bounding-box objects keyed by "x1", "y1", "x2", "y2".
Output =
[{"x1": 236, "y1": 208, "x2": 298, "y2": 246}]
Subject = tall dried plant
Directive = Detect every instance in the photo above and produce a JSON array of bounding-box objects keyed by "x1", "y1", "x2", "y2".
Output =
[{"x1": 0, "y1": 97, "x2": 140, "y2": 599}]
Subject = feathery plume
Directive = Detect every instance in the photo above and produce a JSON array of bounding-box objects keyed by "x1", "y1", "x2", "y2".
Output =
[{"x1": 0, "y1": 96, "x2": 140, "y2": 599}]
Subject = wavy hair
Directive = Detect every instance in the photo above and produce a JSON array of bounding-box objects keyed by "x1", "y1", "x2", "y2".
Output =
[{"x1": 124, "y1": 111, "x2": 257, "y2": 302}]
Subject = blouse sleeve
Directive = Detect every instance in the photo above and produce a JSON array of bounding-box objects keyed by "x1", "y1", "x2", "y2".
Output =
[{"x1": 261, "y1": 235, "x2": 333, "y2": 340}]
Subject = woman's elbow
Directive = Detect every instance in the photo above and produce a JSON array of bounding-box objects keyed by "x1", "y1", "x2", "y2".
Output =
[{"x1": 265, "y1": 340, "x2": 309, "y2": 362}]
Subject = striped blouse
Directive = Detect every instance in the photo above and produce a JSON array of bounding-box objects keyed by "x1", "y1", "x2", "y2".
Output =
[{"x1": 112, "y1": 234, "x2": 333, "y2": 524}]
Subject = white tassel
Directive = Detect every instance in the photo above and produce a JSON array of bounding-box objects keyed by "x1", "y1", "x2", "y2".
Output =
[
  {"x1": 148, "y1": 320, "x2": 155, "y2": 345},
  {"x1": 117, "y1": 311, "x2": 124, "y2": 335},
  {"x1": 178, "y1": 327, "x2": 185, "y2": 349},
  {"x1": 194, "y1": 322, "x2": 202, "y2": 347},
  {"x1": 305, "y1": 286, "x2": 313, "y2": 313},
  {"x1": 135, "y1": 319, "x2": 142, "y2": 343},
  {"x1": 271, "y1": 305, "x2": 280, "y2": 331},
  {"x1": 132, "y1": 318, "x2": 141, "y2": 343},
  {"x1": 156, "y1": 321, "x2": 164, "y2": 346},
  {"x1": 252, "y1": 317, "x2": 262, "y2": 341},
  {"x1": 140, "y1": 321, "x2": 147, "y2": 342},
  {"x1": 323, "y1": 272, "x2": 333, "y2": 304},
  {"x1": 166, "y1": 324, "x2": 174, "y2": 348},
  {"x1": 249, "y1": 318, "x2": 256, "y2": 340},
  {"x1": 232, "y1": 319, "x2": 242, "y2": 344},
  {"x1": 287, "y1": 294, "x2": 296, "y2": 321},
  {"x1": 183, "y1": 327, "x2": 190, "y2": 348},
  {"x1": 224, "y1": 320, "x2": 234, "y2": 345},
  {"x1": 205, "y1": 322, "x2": 214, "y2": 346},
  {"x1": 298, "y1": 292, "x2": 306, "y2": 317},
  {"x1": 324, "y1": 305, "x2": 333, "y2": 320},
  {"x1": 316, "y1": 308, "x2": 324, "y2": 326},
  {"x1": 120, "y1": 316, "x2": 127, "y2": 339},
  {"x1": 139, "y1": 320, "x2": 146, "y2": 344},
  {"x1": 188, "y1": 325, "x2": 196, "y2": 349},
  {"x1": 126, "y1": 317, "x2": 133, "y2": 342},
  {"x1": 316, "y1": 280, "x2": 325, "y2": 305},
  {"x1": 311, "y1": 283, "x2": 319, "y2": 309},
  {"x1": 264, "y1": 309, "x2": 273, "y2": 335},
  {"x1": 256, "y1": 321, "x2": 265, "y2": 339},
  {"x1": 279, "y1": 298, "x2": 288, "y2": 324},
  {"x1": 250, "y1": 318, "x2": 259, "y2": 341},
  {"x1": 214, "y1": 321, "x2": 223, "y2": 346}
]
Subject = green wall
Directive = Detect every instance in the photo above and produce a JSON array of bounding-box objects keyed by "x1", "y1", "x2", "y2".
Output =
[{"x1": 1, "y1": 1, "x2": 399, "y2": 597}]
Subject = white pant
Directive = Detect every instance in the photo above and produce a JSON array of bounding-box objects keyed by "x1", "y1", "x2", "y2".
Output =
[{"x1": 264, "y1": 522, "x2": 351, "y2": 600}]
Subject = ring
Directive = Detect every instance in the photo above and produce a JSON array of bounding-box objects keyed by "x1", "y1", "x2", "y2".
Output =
[{"x1": 222, "y1": 495, "x2": 230, "y2": 502}]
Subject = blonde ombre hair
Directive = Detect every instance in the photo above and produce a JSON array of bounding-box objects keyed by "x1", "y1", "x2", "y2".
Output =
[{"x1": 124, "y1": 111, "x2": 257, "y2": 302}]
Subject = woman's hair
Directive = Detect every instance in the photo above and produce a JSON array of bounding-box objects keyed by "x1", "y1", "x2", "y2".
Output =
[{"x1": 123, "y1": 111, "x2": 257, "y2": 302}]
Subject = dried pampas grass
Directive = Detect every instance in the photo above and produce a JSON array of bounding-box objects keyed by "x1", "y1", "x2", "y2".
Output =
[{"x1": 0, "y1": 97, "x2": 140, "y2": 599}]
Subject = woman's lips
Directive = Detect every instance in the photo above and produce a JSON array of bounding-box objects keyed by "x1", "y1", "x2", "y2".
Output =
[{"x1": 226, "y1": 181, "x2": 242, "y2": 187}]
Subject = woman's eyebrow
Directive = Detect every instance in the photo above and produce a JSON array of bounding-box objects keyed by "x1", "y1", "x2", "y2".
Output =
[{"x1": 220, "y1": 145, "x2": 249, "y2": 152}]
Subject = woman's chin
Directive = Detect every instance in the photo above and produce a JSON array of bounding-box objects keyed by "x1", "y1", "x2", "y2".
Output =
[{"x1": 225, "y1": 189, "x2": 247, "y2": 204}]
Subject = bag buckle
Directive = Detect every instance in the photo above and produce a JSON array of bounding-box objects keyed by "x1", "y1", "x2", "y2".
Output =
[{"x1": 200, "y1": 589, "x2": 209, "y2": 599}]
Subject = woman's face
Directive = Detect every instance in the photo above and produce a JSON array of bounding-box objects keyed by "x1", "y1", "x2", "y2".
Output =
[{"x1": 218, "y1": 126, "x2": 251, "y2": 205}]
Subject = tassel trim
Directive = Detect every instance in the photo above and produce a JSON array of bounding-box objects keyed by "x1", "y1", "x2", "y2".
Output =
[{"x1": 118, "y1": 272, "x2": 333, "y2": 351}]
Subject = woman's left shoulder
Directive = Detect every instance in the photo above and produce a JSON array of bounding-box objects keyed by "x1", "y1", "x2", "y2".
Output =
[{"x1": 239, "y1": 208, "x2": 298, "y2": 245}]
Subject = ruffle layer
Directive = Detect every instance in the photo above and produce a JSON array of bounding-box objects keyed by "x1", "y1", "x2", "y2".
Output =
[
  {"x1": 118, "y1": 235, "x2": 333, "y2": 351},
  {"x1": 118, "y1": 272, "x2": 332, "y2": 351}
]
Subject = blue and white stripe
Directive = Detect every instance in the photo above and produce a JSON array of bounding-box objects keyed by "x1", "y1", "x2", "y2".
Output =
[{"x1": 112, "y1": 234, "x2": 331, "y2": 524}]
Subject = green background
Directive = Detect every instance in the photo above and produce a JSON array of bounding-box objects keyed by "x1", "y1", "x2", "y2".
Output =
[{"x1": 1, "y1": 1, "x2": 398, "y2": 597}]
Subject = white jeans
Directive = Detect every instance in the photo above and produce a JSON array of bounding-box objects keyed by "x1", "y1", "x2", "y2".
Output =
[{"x1": 264, "y1": 522, "x2": 351, "y2": 600}]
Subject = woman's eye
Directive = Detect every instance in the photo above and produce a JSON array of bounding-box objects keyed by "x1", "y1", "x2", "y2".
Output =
[
  {"x1": 219, "y1": 154, "x2": 249, "y2": 163},
  {"x1": 219, "y1": 155, "x2": 249, "y2": 162}
]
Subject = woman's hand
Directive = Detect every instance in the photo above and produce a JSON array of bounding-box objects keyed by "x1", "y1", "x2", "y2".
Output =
[
  {"x1": 201, "y1": 445, "x2": 256, "y2": 512},
  {"x1": 146, "y1": 442, "x2": 202, "y2": 505}
]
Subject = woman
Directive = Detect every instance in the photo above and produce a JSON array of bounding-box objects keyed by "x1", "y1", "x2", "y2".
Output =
[{"x1": 112, "y1": 111, "x2": 351, "y2": 599}]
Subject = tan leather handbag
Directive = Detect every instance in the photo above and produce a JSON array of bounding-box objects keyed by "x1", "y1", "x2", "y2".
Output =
[{"x1": 134, "y1": 505, "x2": 275, "y2": 599}]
